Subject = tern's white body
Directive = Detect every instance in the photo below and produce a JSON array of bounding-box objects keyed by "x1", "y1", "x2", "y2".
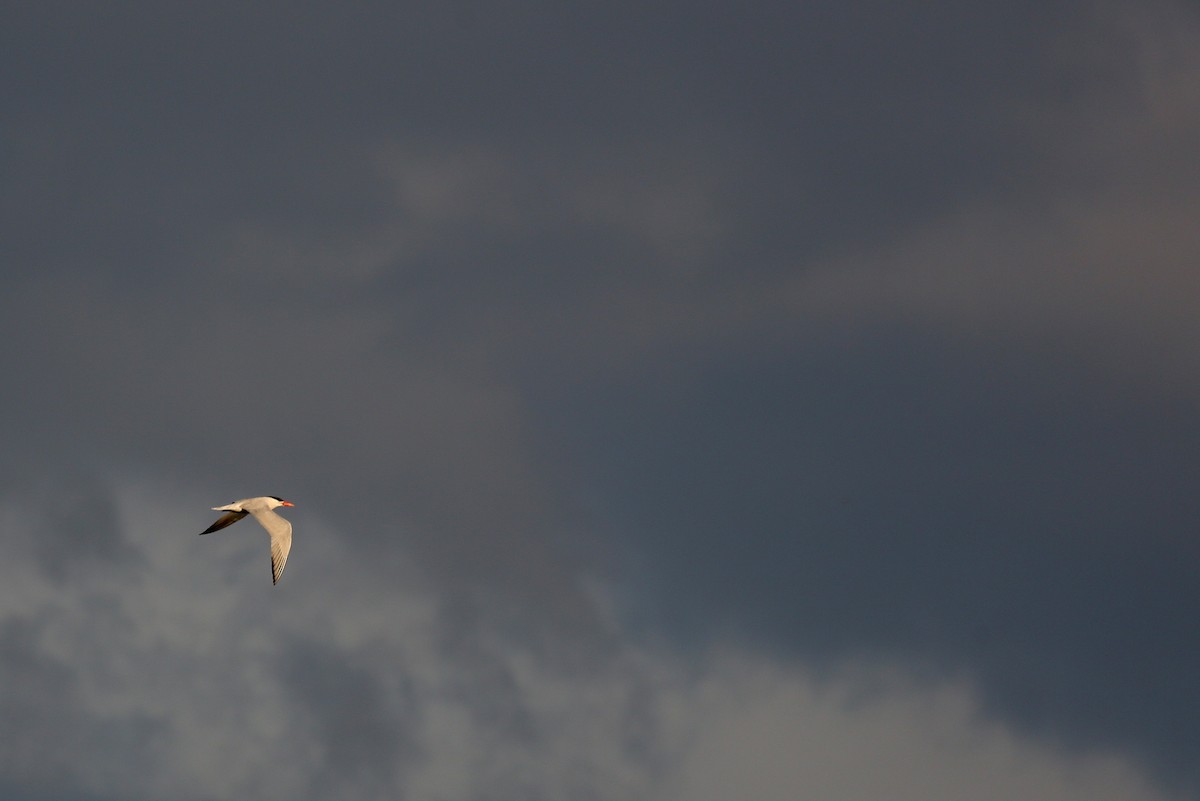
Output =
[{"x1": 199, "y1": 496, "x2": 295, "y2": 584}]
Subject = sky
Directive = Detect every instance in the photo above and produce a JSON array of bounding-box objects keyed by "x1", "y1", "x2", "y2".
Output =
[{"x1": 3, "y1": 1, "x2": 1200, "y2": 799}]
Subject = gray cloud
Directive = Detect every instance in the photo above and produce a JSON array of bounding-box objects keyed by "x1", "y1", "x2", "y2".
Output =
[
  {"x1": 0, "y1": 474, "x2": 1185, "y2": 801},
  {"x1": 4, "y1": 0, "x2": 1200, "y2": 798},
  {"x1": 0, "y1": 616, "x2": 167, "y2": 799},
  {"x1": 27, "y1": 478, "x2": 143, "y2": 584},
  {"x1": 276, "y1": 637, "x2": 419, "y2": 797},
  {"x1": 537, "y1": 328, "x2": 1200, "y2": 792}
]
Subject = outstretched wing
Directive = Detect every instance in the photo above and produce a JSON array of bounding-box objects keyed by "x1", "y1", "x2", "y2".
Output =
[
  {"x1": 250, "y1": 508, "x2": 293, "y2": 585},
  {"x1": 199, "y1": 510, "x2": 249, "y2": 535}
]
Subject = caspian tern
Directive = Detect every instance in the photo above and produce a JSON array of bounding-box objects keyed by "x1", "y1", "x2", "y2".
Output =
[{"x1": 199, "y1": 496, "x2": 296, "y2": 585}]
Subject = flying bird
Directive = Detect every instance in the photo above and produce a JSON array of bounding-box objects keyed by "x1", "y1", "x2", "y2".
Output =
[{"x1": 199, "y1": 496, "x2": 296, "y2": 584}]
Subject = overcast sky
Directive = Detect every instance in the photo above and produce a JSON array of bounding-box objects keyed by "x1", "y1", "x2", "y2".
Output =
[{"x1": 4, "y1": 1, "x2": 1200, "y2": 799}]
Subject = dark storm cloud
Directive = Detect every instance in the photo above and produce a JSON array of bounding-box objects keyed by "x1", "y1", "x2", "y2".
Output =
[
  {"x1": 2, "y1": 0, "x2": 1069, "y2": 286},
  {"x1": 534, "y1": 328, "x2": 1200, "y2": 793},
  {"x1": 4, "y1": 0, "x2": 1200, "y2": 798}
]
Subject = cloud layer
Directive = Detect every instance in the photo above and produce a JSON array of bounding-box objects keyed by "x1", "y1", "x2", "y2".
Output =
[
  {"x1": 4, "y1": 0, "x2": 1200, "y2": 798},
  {"x1": 0, "y1": 480, "x2": 1180, "y2": 801}
]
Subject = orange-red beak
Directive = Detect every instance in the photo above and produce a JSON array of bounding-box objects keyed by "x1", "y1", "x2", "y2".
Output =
[{"x1": 281, "y1": 501, "x2": 295, "y2": 507}]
